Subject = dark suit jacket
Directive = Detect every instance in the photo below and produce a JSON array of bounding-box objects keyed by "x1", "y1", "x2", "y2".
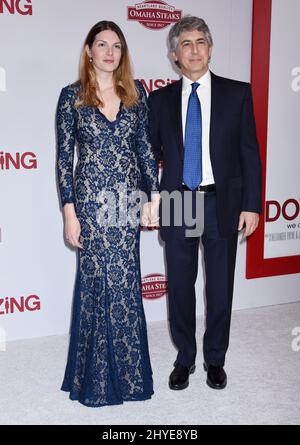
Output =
[{"x1": 148, "y1": 71, "x2": 262, "y2": 238}]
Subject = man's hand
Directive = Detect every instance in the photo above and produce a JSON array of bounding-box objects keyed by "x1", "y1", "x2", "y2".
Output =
[{"x1": 238, "y1": 211, "x2": 259, "y2": 237}]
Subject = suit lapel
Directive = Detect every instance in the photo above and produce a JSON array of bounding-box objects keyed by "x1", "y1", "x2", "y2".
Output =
[
  {"x1": 209, "y1": 72, "x2": 222, "y2": 163},
  {"x1": 168, "y1": 79, "x2": 184, "y2": 160}
]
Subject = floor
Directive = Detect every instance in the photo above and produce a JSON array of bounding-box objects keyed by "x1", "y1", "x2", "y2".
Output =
[{"x1": 1, "y1": 302, "x2": 300, "y2": 425}]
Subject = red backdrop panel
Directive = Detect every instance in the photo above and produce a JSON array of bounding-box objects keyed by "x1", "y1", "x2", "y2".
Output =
[{"x1": 246, "y1": 0, "x2": 300, "y2": 278}]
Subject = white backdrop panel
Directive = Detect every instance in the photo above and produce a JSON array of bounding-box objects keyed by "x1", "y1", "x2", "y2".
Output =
[{"x1": 0, "y1": 0, "x2": 299, "y2": 341}]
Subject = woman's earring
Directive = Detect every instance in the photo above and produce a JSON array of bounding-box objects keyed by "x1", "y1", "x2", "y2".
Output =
[{"x1": 89, "y1": 57, "x2": 93, "y2": 63}]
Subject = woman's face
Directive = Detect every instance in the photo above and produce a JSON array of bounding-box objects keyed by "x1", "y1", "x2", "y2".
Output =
[{"x1": 87, "y1": 30, "x2": 122, "y2": 74}]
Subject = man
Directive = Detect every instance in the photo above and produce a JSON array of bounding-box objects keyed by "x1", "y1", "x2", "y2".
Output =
[{"x1": 148, "y1": 16, "x2": 262, "y2": 390}]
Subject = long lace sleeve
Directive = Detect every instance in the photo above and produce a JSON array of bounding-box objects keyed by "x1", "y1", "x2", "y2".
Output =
[
  {"x1": 135, "y1": 81, "x2": 159, "y2": 200},
  {"x1": 56, "y1": 86, "x2": 76, "y2": 207}
]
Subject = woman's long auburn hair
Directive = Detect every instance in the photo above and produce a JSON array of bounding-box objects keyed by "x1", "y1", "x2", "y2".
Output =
[{"x1": 75, "y1": 21, "x2": 138, "y2": 109}]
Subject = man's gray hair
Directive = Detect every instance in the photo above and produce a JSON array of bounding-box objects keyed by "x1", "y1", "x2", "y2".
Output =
[{"x1": 168, "y1": 15, "x2": 213, "y2": 53}]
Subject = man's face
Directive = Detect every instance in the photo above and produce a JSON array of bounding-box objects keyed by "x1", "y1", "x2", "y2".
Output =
[{"x1": 173, "y1": 29, "x2": 212, "y2": 80}]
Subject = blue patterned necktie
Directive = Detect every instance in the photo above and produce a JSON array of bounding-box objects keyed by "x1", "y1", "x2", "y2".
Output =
[{"x1": 183, "y1": 82, "x2": 202, "y2": 191}]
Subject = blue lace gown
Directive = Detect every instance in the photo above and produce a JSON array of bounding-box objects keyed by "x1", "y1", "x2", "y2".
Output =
[{"x1": 56, "y1": 80, "x2": 159, "y2": 407}]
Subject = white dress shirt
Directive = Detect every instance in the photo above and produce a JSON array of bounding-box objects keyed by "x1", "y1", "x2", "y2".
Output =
[{"x1": 182, "y1": 69, "x2": 215, "y2": 186}]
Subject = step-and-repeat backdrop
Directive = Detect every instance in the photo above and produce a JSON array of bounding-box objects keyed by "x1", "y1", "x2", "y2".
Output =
[{"x1": 0, "y1": 0, "x2": 299, "y2": 342}]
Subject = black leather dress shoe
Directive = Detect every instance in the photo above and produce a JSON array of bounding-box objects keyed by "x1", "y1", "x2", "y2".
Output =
[
  {"x1": 169, "y1": 363, "x2": 196, "y2": 390},
  {"x1": 203, "y1": 363, "x2": 227, "y2": 389}
]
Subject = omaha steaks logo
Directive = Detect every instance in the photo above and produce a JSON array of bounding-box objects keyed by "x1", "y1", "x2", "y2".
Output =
[
  {"x1": 142, "y1": 273, "x2": 168, "y2": 299},
  {"x1": 128, "y1": 0, "x2": 182, "y2": 30}
]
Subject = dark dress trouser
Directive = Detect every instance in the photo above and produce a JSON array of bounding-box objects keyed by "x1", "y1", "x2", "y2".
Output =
[{"x1": 164, "y1": 191, "x2": 238, "y2": 368}]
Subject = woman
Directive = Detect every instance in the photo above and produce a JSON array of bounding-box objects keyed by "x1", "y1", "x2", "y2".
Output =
[{"x1": 56, "y1": 20, "x2": 159, "y2": 407}]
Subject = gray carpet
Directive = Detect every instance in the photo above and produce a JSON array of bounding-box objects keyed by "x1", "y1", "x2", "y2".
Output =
[{"x1": 1, "y1": 302, "x2": 300, "y2": 425}]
